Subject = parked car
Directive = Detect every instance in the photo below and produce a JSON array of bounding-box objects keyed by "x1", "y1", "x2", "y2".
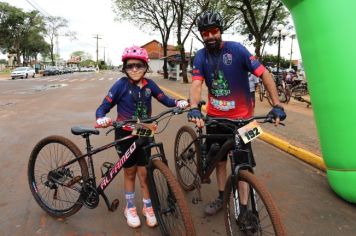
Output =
[
  {"x1": 43, "y1": 66, "x2": 60, "y2": 76},
  {"x1": 11, "y1": 67, "x2": 36, "y2": 79}
]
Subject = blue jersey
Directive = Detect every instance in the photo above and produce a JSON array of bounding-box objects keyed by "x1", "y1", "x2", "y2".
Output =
[
  {"x1": 96, "y1": 77, "x2": 177, "y2": 121},
  {"x1": 192, "y1": 41, "x2": 265, "y2": 118}
]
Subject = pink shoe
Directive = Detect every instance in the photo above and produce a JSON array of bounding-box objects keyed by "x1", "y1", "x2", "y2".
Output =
[
  {"x1": 124, "y1": 206, "x2": 141, "y2": 228},
  {"x1": 142, "y1": 206, "x2": 158, "y2": 227}
]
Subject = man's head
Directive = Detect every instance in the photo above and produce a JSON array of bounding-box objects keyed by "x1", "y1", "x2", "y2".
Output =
[{"x1": 196, "y1": 11, "x2": 224, "y2": 52}]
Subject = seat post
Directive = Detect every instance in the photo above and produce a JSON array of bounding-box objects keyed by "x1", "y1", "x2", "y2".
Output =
[{"x1": 82, "y1": 134, "x2": 92, "y2": 153}]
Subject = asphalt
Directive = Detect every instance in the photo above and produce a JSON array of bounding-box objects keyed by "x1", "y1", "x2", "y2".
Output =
[
  {"x1": 148, "y1": 73, "x2": 325, "y2": 171},
  {"x1": 0, "y1": 72, "x2": 324, "y2": 171}
]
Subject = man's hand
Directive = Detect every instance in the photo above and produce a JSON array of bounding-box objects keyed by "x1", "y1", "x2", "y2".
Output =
[
  {"x1": 176, "y1": 100, "x2": 189, "y2": 109},
  {"x1": 268, "y1": 104, "x2": 286, "y2": 126},
  {"x1": 96, "y1": 117, "x2": 112, "y2": 128},
  {"x1": 187, "y1": 108, "x2": 204, "y2": 128}
]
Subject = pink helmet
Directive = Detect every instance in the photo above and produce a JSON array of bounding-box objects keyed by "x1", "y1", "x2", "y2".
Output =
[{"x1": 121, "y1": 46, "x2": 149, "y2": 63}]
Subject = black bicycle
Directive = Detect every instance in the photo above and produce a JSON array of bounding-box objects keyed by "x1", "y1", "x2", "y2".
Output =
[
  {"x1": 28, "y1": 107, "x2": 196, "y2": 236},
  {"x1": 174, "y1": 104, "x2": 286, "y2": 235}
]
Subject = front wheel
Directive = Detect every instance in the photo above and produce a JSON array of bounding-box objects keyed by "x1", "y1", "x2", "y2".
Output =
[
  {"x1": 148, "y1": 159, "x2": 196, "y2": 236},
  {"x1": 223, "y1": 170, "x2": 286, "y2": 236},
  {"x1": 28, "y1": 135, "x2": 89, "y2": 218},
  {"x1": 174, "y1": 126, "x2": 200, "y2": 192}
]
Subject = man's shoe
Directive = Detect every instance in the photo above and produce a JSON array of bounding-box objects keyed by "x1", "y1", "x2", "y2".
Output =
[
  {"x1": 142, "y1": 206, "x2": 158, "y2": 227},
  {"x1": 124, "y1": 206, "x2": 141, "y2": 228},
  {"x1": 204, "y1": 198, "x2": 223, "y2": 216}
]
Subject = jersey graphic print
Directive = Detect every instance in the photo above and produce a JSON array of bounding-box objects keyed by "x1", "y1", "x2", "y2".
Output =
[
  {"x1": 211, "y1": 70, "x2": 230, "y2": 97},
  {"x1": 223, "y1": 53, "x2": 232, "y2": 65}
]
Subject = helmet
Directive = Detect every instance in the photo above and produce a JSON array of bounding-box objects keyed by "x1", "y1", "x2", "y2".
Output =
[
  {"x1": 121, "y1": 46, "x2": 149, "y2": 63},
  {"x1": 197, "y1": 11, "x2": 224, "y2": 32}
]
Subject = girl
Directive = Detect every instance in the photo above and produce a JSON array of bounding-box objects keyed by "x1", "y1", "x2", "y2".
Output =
[{"x1": 95, "y1": 46, "x2": 188, "y2": 228}]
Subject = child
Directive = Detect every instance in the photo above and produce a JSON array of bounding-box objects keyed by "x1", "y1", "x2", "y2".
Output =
[{"x1": 95, "y1": 46, "x2": 188, "y2": 228}]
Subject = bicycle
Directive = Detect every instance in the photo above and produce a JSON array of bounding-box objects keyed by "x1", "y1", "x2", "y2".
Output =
[
  {"x1": 174, "y1": 104, "x2": 286, "y2": 235},
  {"x1": 28, "y1": 107, "x2": 196, "y2": 236}
]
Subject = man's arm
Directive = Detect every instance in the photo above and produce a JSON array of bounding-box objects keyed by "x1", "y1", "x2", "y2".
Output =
[
  {"x1": 260, "y1": 70, "x2": 281, "y2": 106},
  {"x1": 190, "y1": 79, "x2": 203, "y2": 108}
]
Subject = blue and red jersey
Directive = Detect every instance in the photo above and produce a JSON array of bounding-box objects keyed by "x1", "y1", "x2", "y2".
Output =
[
  {"x1": 192, "y1": 41, "x2": 265, "y2": 118},
  {"x1": 96, "y1": 77, "x2": 177, "y2": 121}
]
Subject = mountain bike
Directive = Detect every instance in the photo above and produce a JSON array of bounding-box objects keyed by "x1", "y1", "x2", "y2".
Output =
[
  {"x1": 28, "y1": 107, "x2": 196, "y2": 236},
  {"x1": 174, "y1": 104, "x2": 286, "y2": 235}
]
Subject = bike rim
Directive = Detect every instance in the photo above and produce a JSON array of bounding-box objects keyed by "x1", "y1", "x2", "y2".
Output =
[
  {"x1": 226, "y1": 181, "x2": 276, "y2": 235},
  {"x1": 175, "y1": 131, "x2": 198, "y2": 189},
  {"x1": 152, "y1": 168, "x2": 187, "y2": 236},
  {"x1": 32, "y1": 142, "x2": 82, "y2": 212}
]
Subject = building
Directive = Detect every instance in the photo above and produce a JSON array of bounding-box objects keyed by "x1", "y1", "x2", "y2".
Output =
[{"x1": 141, "y1": 40, "x2": 190, "y2": 73}]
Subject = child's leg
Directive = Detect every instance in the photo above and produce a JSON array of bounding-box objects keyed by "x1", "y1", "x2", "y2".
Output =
[
  {"x1": 137, "y1": 166, "x2": 157, "y2": 227},
  {"x1": 124, "y1": 166, "x2": 137, "y2": 208}
]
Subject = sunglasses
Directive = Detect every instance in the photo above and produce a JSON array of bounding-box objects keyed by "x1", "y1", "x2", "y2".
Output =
[
  {"x1": 125, "y1": 63, "x2": 147, "y2": 71},
  {"x1": 201, "y1": 27, "x2": 220, "y2": 37}
]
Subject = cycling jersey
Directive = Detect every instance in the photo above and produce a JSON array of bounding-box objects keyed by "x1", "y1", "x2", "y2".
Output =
[
  {"x1": 192, "y1": 41, "x2": 265, "y2": 118},
  {"x1": 96, "y1": 77, "x2": 177, "y2": 121}
]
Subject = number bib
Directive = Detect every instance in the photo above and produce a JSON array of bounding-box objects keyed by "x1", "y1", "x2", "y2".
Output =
[
  {"x1": 237, "y1": 120, "x2": 263, "y2": 144},
  {"x1": 131, "y1": 123, "x2": 157, "y2": 137}
]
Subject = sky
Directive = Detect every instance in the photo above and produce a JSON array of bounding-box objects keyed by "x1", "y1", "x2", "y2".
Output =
[{"x1": 1, "y1": 0, "x2": 301, "y2": 66}]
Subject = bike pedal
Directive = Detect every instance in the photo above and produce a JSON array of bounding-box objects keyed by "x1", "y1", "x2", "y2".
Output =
[
  {"x1": 101, "y1": 162, "x2": 114, "y2": 177},
  {"x1": 109, "y1": 199, "x2": 120, "y2": 212}
]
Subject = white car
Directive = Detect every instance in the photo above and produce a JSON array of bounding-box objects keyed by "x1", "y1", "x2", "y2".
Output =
[{"x1": 11, "y1": 67, "x2": 36, "y2": 79}]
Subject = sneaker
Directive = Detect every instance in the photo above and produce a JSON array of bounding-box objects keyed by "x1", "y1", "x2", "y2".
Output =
[
  {"x1": 124, "y1": 207, "x2": 141, "y2": 228},
  {"x1": 204, "y1": 198, "x2": 223, "y2": 216},
  {"x1": 142, "y1": 206, "x2": 158, "y2": 227}
]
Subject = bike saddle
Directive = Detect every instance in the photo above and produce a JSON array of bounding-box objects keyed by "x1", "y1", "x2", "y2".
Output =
[{"x1": 71, "y1": 126, "x2": 100, "y2": 136}]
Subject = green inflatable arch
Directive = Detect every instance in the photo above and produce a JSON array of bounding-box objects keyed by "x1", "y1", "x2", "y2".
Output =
[{"x1": 281, "y1": 0, "x2": 356, "y2": 203}]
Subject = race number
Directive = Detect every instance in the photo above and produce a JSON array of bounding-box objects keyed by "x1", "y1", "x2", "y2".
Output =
[
  {"x1": 131, "y1": 123, "x2": 157, "y2": 137},
  {"x1": 237, "y1": 120, "x2": 263, "y2": 144}
]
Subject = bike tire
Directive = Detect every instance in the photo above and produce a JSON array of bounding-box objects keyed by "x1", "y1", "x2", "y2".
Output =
[
  {"x1": 277, "y1": 86, "x2": 288, "y2": 103},
  {"x1": 148, "y1": 159, "x2": 196, "y2": 236},
  {"x1": 28, "y1": 135, "x2": 89, "y2": 218},
  {"x1": 174, "y1": 125, "x2": 200, "y2": 192},
  {"x1": 223, "y1": 170, "x2": 286, "y2": 236}
]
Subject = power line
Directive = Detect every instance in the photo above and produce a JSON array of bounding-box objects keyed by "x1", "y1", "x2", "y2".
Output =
[{"x1": 24, "y1": 0, "x2": 50, "y2": 17}]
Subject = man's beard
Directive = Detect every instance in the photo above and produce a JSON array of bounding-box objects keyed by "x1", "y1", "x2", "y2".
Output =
[{"x1": 204, "y1": 37, "x2": 222, "y2": 53}]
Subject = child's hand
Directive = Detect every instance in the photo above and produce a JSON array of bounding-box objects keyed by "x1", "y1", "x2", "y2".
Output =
[
  {"x1": 176, "y1": 100, "x2": 189, "y2": 109},
  {"x1": 96, "y1": 117, "x2": 112, "y2": 128}
]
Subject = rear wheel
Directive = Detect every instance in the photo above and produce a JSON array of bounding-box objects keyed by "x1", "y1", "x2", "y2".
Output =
[
  {"x1": 223, "y1": 171, "x2": 286, "y2": 236},
  {"x1": 148, "y1": 159, "x2": 196, "y2": 236},
  {"x1": 28, "y1": 135, "x2": 88, "y2": 218},
  {"x1": 259, "y1": 83, "x2": 265, "y2": 102},
  {"x1": 174, "y1": 126, "x2": 200, "y2": 191}
]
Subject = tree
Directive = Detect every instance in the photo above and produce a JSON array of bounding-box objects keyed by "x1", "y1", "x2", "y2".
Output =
[
  {"x1": 220, "y1": 0, "x2": 289, "y2": 58},
  {"x1": 113, "y1": 0, "x2": 176, "y2": 79},
  {"x1": 44, "y1": 16, "x2": 76, "y2": 66},
  {"x1": 71, "y1": 51, "x2": 92, "y2": 61},
  {"x1": 261, "y1": 54, "x2": 289, "y2": 69}
]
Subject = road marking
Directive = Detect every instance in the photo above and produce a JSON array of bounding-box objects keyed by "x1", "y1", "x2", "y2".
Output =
[
  {"x1": 91, "y1": 78, "x2": 96, "y2": 81},
  {"x1": 99, "y1": 77, "x2": 105, "y2": 81},
  {"x1": 69, "y1": 79, "x2": 78, "y2": 82},
  {"x1": 108, "y1": 77, "x2": 114, "y2": 80},
  {"x1": 79, "y1": 78, "x2": 87, "y2": 81}
]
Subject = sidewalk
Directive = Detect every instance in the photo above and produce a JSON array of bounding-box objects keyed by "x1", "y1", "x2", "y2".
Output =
[{"x1": 148, "y1": 73, "x2": 325, "y2": 171}]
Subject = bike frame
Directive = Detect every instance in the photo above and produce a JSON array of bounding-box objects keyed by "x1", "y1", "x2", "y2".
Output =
[{"x1": 55, "y1": 132, "x2": 167, "y2": 210}]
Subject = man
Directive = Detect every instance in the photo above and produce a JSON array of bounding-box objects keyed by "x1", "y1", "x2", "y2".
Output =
[
  {"x1": 187, "y1": 11, "x2": 286, "y2": 216},
  {"x1": 249, "y1": 73, "x2": 260, "y2": 108}
]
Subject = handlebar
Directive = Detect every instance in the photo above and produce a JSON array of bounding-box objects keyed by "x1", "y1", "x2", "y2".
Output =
[
  {"x1": 203, "y1": 115, "x2": 275, "y2": 128},
  {"x1": 95, "y1": 107, "x2": 187, "y2": 134}
]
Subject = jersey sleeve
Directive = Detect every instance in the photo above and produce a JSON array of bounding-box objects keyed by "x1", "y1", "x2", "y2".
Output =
[
  {"x1": 192, "y1": 50, "x2": 205, "y2": 81},
  {"x1": 240, "y1": 44, "x2": 265, "y2": 77},
  {"x1": 149, "y1": 80, "x2": 177, "y2": 107},
  {"x1": 95, "y1": 81, "x2": 122, "y2": 118}
]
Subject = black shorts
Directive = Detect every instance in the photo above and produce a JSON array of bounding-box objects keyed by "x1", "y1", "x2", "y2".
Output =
[
  {"x1": 115, "y1": 128, "x2": 152, "y2": 168},
  {"x1": 206, "y1": 121, "x2": 256, "y2": 167}
]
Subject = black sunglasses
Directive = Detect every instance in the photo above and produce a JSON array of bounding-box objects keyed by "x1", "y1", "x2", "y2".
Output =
[{"x1": 125, "y1": 63, "x2": 147, "y2": 71}]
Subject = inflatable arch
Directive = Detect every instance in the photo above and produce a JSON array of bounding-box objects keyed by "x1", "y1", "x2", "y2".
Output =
[{"x1": 281, "y1": 0, "x2": 356, "y2": 203}]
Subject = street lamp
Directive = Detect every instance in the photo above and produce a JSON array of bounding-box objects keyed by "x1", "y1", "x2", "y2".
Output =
[
  {"x1": 272, "y1": 24, "x2": 289, "y2": 76},
  {"x1": 289, "y1": 34, "x2": 296, "y2": 69}
]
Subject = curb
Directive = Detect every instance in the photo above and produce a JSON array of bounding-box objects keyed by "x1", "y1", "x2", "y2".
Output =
[{"x1": 159, "y1": 85, "x2": 326, "y2": 172}]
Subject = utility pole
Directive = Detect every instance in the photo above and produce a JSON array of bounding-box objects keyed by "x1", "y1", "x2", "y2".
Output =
[
  {"x1": 93, "y1": 34, "x2": 102, "y2": 68},
  {"x1": 103, "y1": 47, "x2": 106, "y2": 64},
  {"x1": 289, "y1": 34, "x2": 296, "y2": 69}
]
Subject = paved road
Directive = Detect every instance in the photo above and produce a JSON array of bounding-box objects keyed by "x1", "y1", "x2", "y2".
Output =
[{"x1": 0, "y1": 72, "x2": 355, "y2": 235}]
